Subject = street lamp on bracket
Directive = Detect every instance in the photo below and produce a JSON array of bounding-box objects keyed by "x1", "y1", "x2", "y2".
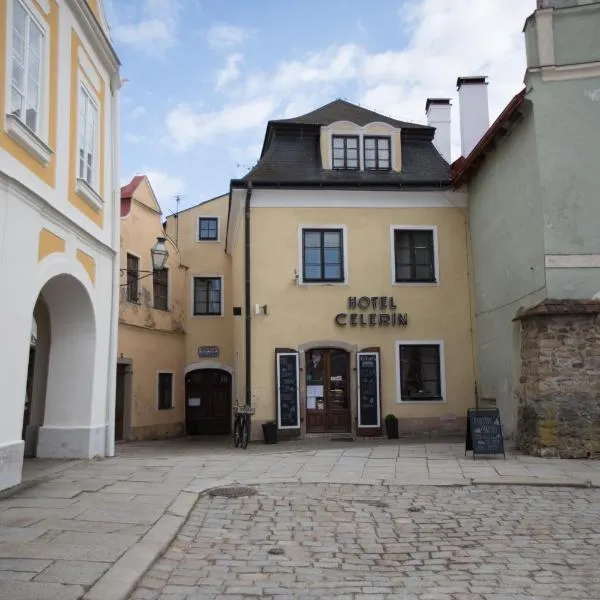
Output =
[{"x1": 120, "y1": 237, "x2": 169, "y2": 286}]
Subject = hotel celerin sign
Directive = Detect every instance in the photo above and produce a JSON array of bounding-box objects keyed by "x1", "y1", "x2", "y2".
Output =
[{"x1": 335, "y1": 296, "x2": 408, "y2": 327}]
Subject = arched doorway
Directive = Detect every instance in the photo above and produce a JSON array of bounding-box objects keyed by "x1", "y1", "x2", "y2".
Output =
[
  {"x1": 185, "y1": 369, "x2": 232, "y2": 435},
  {"x1": 24, "y1": 274, "x2": 96, "y2": 458},
  {"x1": 305, "y1": 348, "x2": 351, "y2": 433}
]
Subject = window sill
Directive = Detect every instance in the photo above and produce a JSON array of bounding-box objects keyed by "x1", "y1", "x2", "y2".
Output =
[
  {"x1": 393, "y1": 280, "x2": 438, "y2": 287},
  {"x1": 196, "y1": 238, "x2": 220, "y2": 243},
  {"x1": 192, "y1": 313, "x2": 224, "y2": 317},
  {"x1": 6, "y1": 114, "x2": 53, "y2": 167},
  {"x1": 76, "y1": 178, "x2": 104, "y2": 211},
  {"x1": 300, "y1": 280, "x2": 348, "y2": 286},
  {"x1": 397, "y1": 398, "x2": 445, "y2": 404},
  {"x1": 158, "y1": 406, "x2": 175, "y2": 411}
]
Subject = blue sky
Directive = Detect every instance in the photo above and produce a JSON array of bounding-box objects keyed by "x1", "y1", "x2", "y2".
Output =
[{"x1": 104, "y1": 0, "x2": 536, "y2": 215}]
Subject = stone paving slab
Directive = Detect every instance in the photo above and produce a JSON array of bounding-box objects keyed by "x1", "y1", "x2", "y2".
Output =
[{"x1": 0, "y1": 438, "x2": 599, "y2": 600}]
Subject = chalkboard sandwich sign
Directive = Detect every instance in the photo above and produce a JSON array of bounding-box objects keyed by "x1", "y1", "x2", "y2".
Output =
[
  {"x1": 465, "y1": 408, "x2": 506, "y2": 459},
  {"x1": 276, "y1": 350, "x2": 300, "y2": 431},
  {"x1": 357, "y1": 350, "x2": 381, "y2": 436}
]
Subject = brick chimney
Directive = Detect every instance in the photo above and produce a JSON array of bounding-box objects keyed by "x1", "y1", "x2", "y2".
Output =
[
  {"x1": 456, "y1": 76, "x2": 490, "y2": 158},
  {"x1": 425, "y1": 98, "x2": 451, "y2": 163}
]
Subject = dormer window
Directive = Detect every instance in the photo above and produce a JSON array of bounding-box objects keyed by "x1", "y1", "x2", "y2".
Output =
[
  {"x1": 332, "y1": 135, "x2": 359, "y2": 170},
  {"x1": 364, "y1": 136, "x2": 390, "y2": 170}
]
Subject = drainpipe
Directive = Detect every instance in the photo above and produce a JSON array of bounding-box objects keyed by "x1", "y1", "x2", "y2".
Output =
[
  {"x1": 244, "y1": 182, "x2": 253, "y2": 408},
  {"x1": 104, "y1": 74, "x2": 121, "y2": 458}
]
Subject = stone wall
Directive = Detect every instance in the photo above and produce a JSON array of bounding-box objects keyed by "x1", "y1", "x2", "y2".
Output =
[{"x1": 516, "y1": 299, "x2": 600, "y2": 458}]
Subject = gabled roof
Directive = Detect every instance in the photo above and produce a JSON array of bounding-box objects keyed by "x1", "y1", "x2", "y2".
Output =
[
  {"x1": 120, "y1": 175, "x2": 144, "y2": 200},
  {"x1": 452, "y1": 89, "x2": 527, "y2": 186},
  {"x1": 272, "y1": 98, "x2": 430, "y2": 130}
]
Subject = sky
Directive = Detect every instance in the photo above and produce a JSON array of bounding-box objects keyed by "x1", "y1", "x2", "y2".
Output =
[{"x1": 104, "y1": 0, "x2": 536, "y2": 215}]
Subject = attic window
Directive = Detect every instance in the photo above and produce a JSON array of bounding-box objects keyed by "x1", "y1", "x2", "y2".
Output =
[
  {"x1": 332, "y1": 135, "x2": 359, "y2": 170},
  {"x1": 364, "y1": 136, "x2": 390, "y2": 170}
]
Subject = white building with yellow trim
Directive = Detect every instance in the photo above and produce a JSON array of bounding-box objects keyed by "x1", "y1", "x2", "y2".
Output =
[{"x1": 0, "y1": 0, "x2": 120, "y2": 489}]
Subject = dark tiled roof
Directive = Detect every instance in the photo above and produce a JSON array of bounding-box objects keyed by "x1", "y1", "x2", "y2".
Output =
[
  {"x1": 272, "y1": 98, "x2": 430, "y2": 130},
  {"x1": 235, "y1": 99, "x2": 451, "y2": 188}
]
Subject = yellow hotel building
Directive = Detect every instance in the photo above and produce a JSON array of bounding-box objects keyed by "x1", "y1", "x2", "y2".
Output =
[
  {"x1": 0, "y1": 0, "x2": 121, "y2": 490},
  {"x1": 163, "y1": 99, "x2": 477, "y2": 441}
]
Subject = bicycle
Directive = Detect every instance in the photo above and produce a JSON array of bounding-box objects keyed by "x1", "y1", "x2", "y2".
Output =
[{"x1": 233, "y1": 404, "x2": 255, "y2": 449}]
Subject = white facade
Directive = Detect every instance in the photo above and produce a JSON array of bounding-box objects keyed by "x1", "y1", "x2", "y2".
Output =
[{"x1": 0, "y1": 0, "x2": 120, "y2": 490}]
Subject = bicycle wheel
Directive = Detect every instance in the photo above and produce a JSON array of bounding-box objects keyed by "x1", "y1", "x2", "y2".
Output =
[
  {"x1": 233, "y1": 416, "x2": 241, "y2": 448},
  {"x1": 240, "y1": 417, "x2": 249, "y2": 449}
]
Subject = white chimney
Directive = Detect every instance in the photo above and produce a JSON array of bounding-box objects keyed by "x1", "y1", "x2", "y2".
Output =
[
  {"x1": 457, "y1": 76, "x2": 490, "y2": 158},
  {"x1": 425, "y1": 98, "x2": 451, "y2": 163}
]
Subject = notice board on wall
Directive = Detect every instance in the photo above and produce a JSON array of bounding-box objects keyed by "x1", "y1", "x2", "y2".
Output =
[
  {"x1": 465, "y1": 408, "x2": 505, "y2": 458},
  {"x1": 357, "y1": 352, "x2": 380, "y2": 428},
  {"x1": 276, "y1": 352, "x2": 300, "y2": 430}
]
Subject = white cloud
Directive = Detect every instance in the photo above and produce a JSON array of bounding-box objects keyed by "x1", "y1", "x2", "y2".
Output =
[
  {"x1": 216, "y1": 54, "x2": 244, "y2": 91},
  {"x1": 146, "y1": 170, "x2": 186, "y2": 213},
  {"x1": 165, "y1": 98, "x2": 276, "y2": 152},
  {"x1": 164, "y1": 0, "x2": 536, "y2": 158},
  {"x1": 124, "y1": 132, "x2": 148, "y2": 144},
  {"x1": 130, "y1": 105, "x2": 147, "y2": 120},
  {"x1": 207, "y1": 24, "x2": 253, "y2": 50},
  {"x1": 110, "y1": 0, "x2": 180, "y2": 55}
]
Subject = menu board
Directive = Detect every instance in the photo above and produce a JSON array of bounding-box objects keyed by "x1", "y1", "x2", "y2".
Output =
[
  {"x1": 465, "y1": 408, "x2": 505, "y2": 458},
  {"x1": 357, "y1": 352, "x2": 380, "y2": 428},
  {"x1": 276, "y1": 352, "x2": 300, "y2": 429}
]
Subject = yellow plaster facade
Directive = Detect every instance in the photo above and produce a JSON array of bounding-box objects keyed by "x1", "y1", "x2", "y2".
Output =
[
  {"x1": 76, "y1": 249, "x2": 96, "y2": 284},
  {"x1": 38, "y1": 228, "x2": 65, "y2": 261},
  {"x1": 117, "y1": 176, "x2": 187, "y2": 440}
]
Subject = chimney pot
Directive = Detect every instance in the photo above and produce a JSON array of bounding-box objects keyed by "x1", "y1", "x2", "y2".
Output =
[
  {"x1": 425, "y1": 98, "x2": 452, "y2": 163},
  {"x1": 457, "y1": 75, "x2": 490, "y2": 158}
]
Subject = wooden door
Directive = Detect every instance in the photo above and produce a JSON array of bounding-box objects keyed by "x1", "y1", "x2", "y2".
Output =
[
  {"x1": 306, "y1": 349, "x2": 351, "y2": 433},
  {"x1": 115, "y1": 364, "x2": 126, "y2": 441},
  {"x1": 186, "y1": 369, "x2": 232, "y2": 435}
]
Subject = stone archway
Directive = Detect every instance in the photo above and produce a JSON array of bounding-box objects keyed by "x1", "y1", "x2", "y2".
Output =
[{"x1": 26, "y1": 274, "x2": 97, "y2": 459}]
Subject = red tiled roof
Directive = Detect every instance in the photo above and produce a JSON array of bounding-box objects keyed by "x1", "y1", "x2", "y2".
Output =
[
  {"x1": 452, "y1": 89, "x2": 527, "y2": 186},
  {"x1": 120, "y1": 175, "x2": 144, "y2": 200}
]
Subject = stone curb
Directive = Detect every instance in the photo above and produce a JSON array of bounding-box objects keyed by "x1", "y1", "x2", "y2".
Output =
[{"x1": 83, "y1": 488, "x2": 201, "y2": 600}]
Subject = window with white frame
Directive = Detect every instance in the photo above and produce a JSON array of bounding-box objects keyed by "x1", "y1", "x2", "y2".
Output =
[
  {"x1": 301, "y1": 228, "x2": 345, "y2": 283},
  {"x1": 398, "y1": 343, "x2": 443, "y2": 401},
  {"x1": 393, "y1": 228, "x2": 437, "y2": 283},
  {"x1": 78, "y1": 85, "x2": 98, "y2": 187},
  {"x1": 198, "y1": 217, "x2": 218, "y2": 241},
  {"x1": 10, "y1": 0, "x2": 44, "y2": 134}
]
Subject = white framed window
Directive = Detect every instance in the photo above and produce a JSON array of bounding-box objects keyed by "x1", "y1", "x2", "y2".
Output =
[
  {"x1": 157, "y1": 371, "x2": 174, "y2": 410},
  {"x1": 192, "y1": 275, "x2": 223, "y2": 316},
  {"x1": 298, "y1": 225, "x2": 348, "y2": 285},
  {"x1": 390, "y1": 225, "x2": 439, "y2": 286},
  {"x1": 78, "y1": 85, "x2": 98, "y2": 188},
  {"x1": 197, "y1": 216, "x2": 220, "y2": 242},
  {"x1": 10, "y1": 0, "x2": 44, "y2": 134},
  {"x1": 395, "y1": 341, "x2": 446, "y2": 404}
]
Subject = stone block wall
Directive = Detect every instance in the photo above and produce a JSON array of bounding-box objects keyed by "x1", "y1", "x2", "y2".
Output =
[{"x1": 516, "y1": 299, "x2": 600, "y2": 458}]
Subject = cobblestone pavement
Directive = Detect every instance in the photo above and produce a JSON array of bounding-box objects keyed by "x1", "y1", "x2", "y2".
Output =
[
  {"x1": 131, "y1": 483, "x2": 600, "y2": 600},
  {"x1": 2, "y1": 439, "x2": 600, "y2": 599}
]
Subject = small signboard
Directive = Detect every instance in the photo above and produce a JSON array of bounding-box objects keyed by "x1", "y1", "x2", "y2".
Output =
[
  {"x1": 276, "y1": 352, "x2": 300, "y2": 430},
  {"x1": 465, "y1": 408, "x2": 505, "y2": 458},
  {"x1": 197, "y1": 345, "x2": 220, "y2": 359},
  {"x1": 357, "y1": 352, "x2": 380, "y2": 428}
]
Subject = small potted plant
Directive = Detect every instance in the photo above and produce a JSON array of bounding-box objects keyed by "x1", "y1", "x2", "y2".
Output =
[
  {"x1": 384, "y1": 414, "x2": 399, "y2": 439},
  {"x1": 262, "y1": 421, "x2": 278, "y2": 444}
]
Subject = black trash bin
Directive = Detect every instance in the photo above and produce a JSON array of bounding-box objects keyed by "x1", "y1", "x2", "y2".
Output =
[
  {"x1": 262, "y1": 421, "x2": 278, "y2": 444},
  {"x1": 384, "y1": 415, "x2": 399, "y2": 439}
]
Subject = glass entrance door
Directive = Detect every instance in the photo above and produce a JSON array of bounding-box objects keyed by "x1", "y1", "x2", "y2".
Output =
[{"x1": 305, "y1": 348, "x2": 351, "y2": 433}]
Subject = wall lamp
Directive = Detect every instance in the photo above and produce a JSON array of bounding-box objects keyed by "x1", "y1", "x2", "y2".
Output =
[{"x1": 120, "y1": 237, "x2": 169, "y2": 286}]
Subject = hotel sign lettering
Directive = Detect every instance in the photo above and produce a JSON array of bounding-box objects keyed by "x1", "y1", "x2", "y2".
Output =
[{"x1": 335, "y1": 296, "x2": 408, "y2": 327}]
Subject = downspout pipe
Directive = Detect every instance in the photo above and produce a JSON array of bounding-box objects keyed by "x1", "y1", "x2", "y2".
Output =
[
  {"x1": 244, "y1": 182, "x2": 253, "y2": 408},
  {"x1": 105, "y1": 74, "x2": 121, "y2": 458}
]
